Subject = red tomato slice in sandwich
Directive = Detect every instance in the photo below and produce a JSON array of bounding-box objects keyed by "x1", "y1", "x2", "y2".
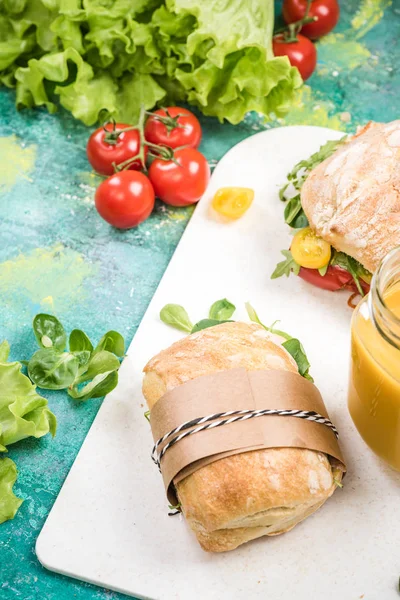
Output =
[{"x1": 298, "y1": 265, "x2": 370, "y2": 294}]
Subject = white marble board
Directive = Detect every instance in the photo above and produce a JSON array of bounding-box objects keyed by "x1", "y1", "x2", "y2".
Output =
[{"x1": 36, "y1": 126, "x2": 400, "y2": 600}]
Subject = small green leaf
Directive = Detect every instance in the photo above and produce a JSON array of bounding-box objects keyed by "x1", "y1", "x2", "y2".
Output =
[
  {"x1": 286, "y1": 138, "x2": 346, "y2": 184},
  {"x1": 0, "y1": 341, "x2": 10, "y2": 363},
  {"x1": 72, "y1": 350, "x2": 91, "y2": 368},
  {"x1": 318, "y1": 264, "x2": 329, "y2": 277},
  {"x1": 191, "y1": 319, "x2": 232, "y2": 333},
  {"x1": 28, "y1": 349, "x2": 79, "y2": 390},
  {"x1": 245, "y1": 304, "x2": 291, "y2": 340},
  {"x1": 93, "y1": 331, "x2": 125, "y2": 357},
  {"x1": 268, "y1": 325, "x2": 292, "y2": 341},
  {"x1": 279, "y1": 182, "x2": 289, "y2": 202},
  {"x1": 290, "y1": 211, "x2": 309, "y2": 229},
  {"x1": 68, "y1": 370, "x2": 118, "y2": 401},
  {"x1": 245, "y1": 302, "x2": 265, "y2": 327},
  {"x1": 160, "y1": 304, "x2": 193, "y2": 333},
  {"x1": 284, "y1": 195, "x2": 302, "y2": 226},
  {"x1": 33, "y1": 314, "x2": 67, "y2": 352},
  {"x1": 144, "y1": 410, "x2": 151, "y2": 422},
  {"x1": 330, "y1": 252, "x2": 370, "y2": 296},
  {"x1": 271, "y1": 250, "x2": 301, "y2": 279},
  {"x1": 69, "y1": 329, "x2": 93, "y2": 353},
  {"x1": 282, "y1": 338, "x2": 313, "y2": 382},
  {"x1": 74, "y1": 350, "x2": 120, "y2": 385},
  {"x1": 246, "y1": 303, "x2": 312, "y2": 380},
  {"x1": 281, "y1": 138, "x2": 345, "y2": 234},
  {"x1": 208, "y1": 299, "x2": 236, "y2": 321}
]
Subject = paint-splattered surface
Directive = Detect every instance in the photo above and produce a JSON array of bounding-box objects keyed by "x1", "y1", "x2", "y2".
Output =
[{"x1": 0, "y1": 1, "x2": 398, "y2": 599}]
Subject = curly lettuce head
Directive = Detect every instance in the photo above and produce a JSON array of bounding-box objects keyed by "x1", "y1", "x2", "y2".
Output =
[
  {"x1": 0, "y1": 341, "x2": 56, "y2": 524},
  {"x1": 0, "y1": 342, "x2": 57, "y2": 452},
  {"x1": 0, "y1": 0, "x2": 301, "y2": 125}
]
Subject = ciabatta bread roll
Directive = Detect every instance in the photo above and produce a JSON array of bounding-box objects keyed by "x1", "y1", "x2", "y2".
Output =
[
  {"x1": 143, "y1": 322, "x2": 342, "y2": 552},
  {"x1": 301, "y1": 121, "x2": 400, "y2": 273}
]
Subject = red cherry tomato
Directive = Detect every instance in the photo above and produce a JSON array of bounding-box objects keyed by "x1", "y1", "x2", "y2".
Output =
[
  {"x1": 148, "y1": 148, "x2": 210, "y2": 207},
  {"x1": 145, "y1": 107, "x2": 202, "y2": 150},
  {"x1": 272, "y1": 34, "x2": 317, "y2": 81},
  {"x1": 95, "y1": 171, "x2": 155, "y2": 229},
  {"x1": 87, "y1": 123, "x2": 147, "y2": 176},
  {"x1": 299, "y1": 265, "x2": 370, "y2": 293},
  {"x1": 283, "y1": 0, "x2": 340, "y2": 39}
]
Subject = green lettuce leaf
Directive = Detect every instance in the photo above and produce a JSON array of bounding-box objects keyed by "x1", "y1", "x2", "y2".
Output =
[
  {"x1": 245, "y1": 303, "x2": 313, "y2": 381},
  {"x1": 0, "y1": 457, "x2": 23, "y2": 525},
  {"x1": 0, "y1": 356, "x2": 57, "y2": 452},
  {"x1": 116, "y1": 72, "x2": 166, "y2": 125},
  {"x1": 161, "y1": 0, "x2": 302, "y2": 123},
  {"x1": 0, "y1": 23, "x2": 35, "y2": 71},
  {"x1": 0, "y1": 346, "x2": 57, "y2": 524},
  {"x1": 0, "y1": 0, "x2": 301, "y2": 125}
]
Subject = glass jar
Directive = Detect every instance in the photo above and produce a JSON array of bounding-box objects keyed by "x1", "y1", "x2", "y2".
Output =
[{"x1": 348, "y1": 247, "x2": 400, "y2": 470}]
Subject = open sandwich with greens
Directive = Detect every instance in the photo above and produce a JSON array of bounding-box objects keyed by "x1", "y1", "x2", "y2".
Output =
[{"x1": 272, "y1": 121, "x2": 400, "y2": 298}]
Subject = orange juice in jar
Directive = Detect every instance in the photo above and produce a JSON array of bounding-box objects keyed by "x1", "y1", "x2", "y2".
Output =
[{"x1": 348, "y1": 247, "x2": 400, "y2": 469}]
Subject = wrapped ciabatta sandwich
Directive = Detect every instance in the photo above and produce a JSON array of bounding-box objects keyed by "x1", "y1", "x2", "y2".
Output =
[
  {"x1": 143, "y1": 313, "x2": 345, "y2": 553},
  {"x1": 273, "y1": 120, "x2": 400, "y2": 299}
]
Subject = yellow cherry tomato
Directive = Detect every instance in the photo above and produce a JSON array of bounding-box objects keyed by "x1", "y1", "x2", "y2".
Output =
[
  {"x1": 291, "y1": 227, "x2": 331, "y2": 269},
  {"x1": 211, "y1": 187, "x2": 254, "y2": 219}
]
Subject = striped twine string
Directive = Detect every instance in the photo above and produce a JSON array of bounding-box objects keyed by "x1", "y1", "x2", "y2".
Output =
[
  {"x1": 151, "y1": 409, "x2": 254, "y2": 465},
  {"x1": 152, "y1": 408, "x2": 338, "y2": 470}
]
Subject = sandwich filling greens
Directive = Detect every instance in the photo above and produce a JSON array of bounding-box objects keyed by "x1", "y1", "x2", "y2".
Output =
[{"x1": 160, "y1": 300, "x2": 313, "y2": 381}]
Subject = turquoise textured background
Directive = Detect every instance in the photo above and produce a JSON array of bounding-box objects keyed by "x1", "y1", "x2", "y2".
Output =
[{"x1": 0, "y1": 1, "x2": 399, "y2": 598}]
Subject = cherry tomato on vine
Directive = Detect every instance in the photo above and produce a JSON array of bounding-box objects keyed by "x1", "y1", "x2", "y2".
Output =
[
  {"x1": 145, "y1": 107, "x2": 202, "y2": 150},
  {"x1": 87, "y1": 123, "x2": 147, "y2": 176},
  {"x1": 283, "y1": 0, "x2": 340, "y2": 40},
  {"x1": 148, "y1": 148, "x2": 210, "y2": 207},
  {"x1": 95, "y1": 171, "x2": 155, "y2": 229},
  {"x1": 272, "y1": 33, "x2": 317, "y2": 81}
]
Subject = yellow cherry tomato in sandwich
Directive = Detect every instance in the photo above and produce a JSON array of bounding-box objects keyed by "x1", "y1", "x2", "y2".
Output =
[
  {"x1": 212, "y1": 187, "x2": 254, "y2": 219},
  {"x1": 291, "y1": 227, "x2": 331, "y2": 269}
]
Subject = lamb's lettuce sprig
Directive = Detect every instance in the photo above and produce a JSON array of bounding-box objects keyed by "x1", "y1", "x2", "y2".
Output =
[
  {"x1": 160, "y1": 300, "x2": 313, "y2": 381},
  {"x1": 28, "y1": 314, "x2": 124, "y2": 401}
]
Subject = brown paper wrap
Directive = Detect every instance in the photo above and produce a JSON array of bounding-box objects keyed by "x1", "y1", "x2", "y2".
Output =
[{"x1": 150, "y1": 368, "x2": 346, "y2": 504}]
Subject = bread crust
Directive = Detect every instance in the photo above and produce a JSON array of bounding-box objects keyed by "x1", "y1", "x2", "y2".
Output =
[
  {"x1": 143, "y1": 322, "x2": 340, "y2": 552},
  {"x1": 301, "y1": 121, "x2": 400, "y2": 273}
]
